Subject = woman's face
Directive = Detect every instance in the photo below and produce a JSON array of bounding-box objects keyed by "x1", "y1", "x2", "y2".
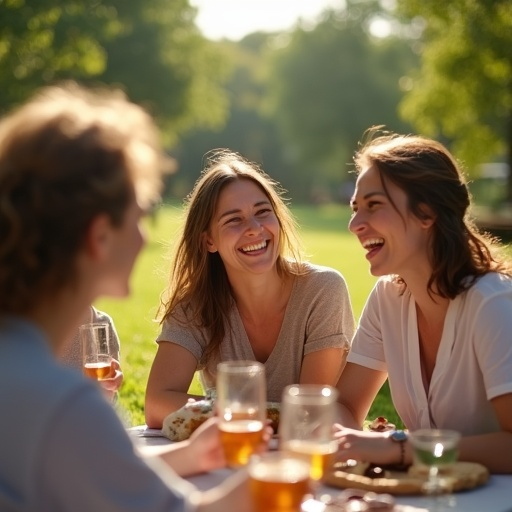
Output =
[
  {"x1": 205, "y1": 178, "x2": 281, "y2": 278},
  {"x1": 348, "y1": 165, "x2": 433, "y2": 279}
]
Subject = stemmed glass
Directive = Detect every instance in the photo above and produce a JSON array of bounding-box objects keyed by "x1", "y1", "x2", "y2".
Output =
[
  {"x1": 279, "y1": 384, "x2": 339, "y2": 489},
  {"x1": 409, "y1": 429, "x2": 461, "y2": 510}
]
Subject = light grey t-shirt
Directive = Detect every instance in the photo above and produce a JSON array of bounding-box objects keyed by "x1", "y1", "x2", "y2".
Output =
[{"x1": 157, "y1": 263, "x2": 355, "y2": 401}]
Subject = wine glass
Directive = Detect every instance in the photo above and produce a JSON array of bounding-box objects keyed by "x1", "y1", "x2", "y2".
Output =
[
  {"x1": 216, "y1": 360, "x2": 267, "y2": 467},
  {"x1": 80, "y1": 322, "x2": 112, "y2": 381},
  {"x1": 409, "y1": 429, "x2": 461, "y2": 510},
  {"x1": 279, "y1": 384, "x2": 339, "y2": 487}
]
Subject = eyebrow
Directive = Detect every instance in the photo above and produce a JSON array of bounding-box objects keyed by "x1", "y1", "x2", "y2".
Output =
[
  {"x1": 350, "y1": 191, "x2": 387, "y2": 206},
  {"x1": 217, "y1": 200, "x2": 271, "y2": 222}
]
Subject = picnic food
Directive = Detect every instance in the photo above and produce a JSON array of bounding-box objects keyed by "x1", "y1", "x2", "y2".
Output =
[
  {"x1": 324, "y1": 459, "x2": 490, "y2": 495},
  {"x1": 161, "y1": 398, "x2": 281, "y2": 441},
  {"x1": 368, "y1": 416, "x2": 396, "y2": 432},
  {"x1": 323, "y1": 488, "x2": 395, "y2": 511},
  {"x1": 162, "y1": 397, "x2": 214, "y2": 441}
]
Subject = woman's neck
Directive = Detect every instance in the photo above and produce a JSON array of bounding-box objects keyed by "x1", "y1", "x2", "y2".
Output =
[{"x1": 231, "y1": 271, "x2": 292, "y2": 325}]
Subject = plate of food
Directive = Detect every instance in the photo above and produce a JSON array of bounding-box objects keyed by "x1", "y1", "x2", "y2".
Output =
[
  {"x1": 161, "y1": 396, "x2": 280, "y2": 442},
  {"x1": 324, "y1": 459, "x2": 490, "y2": 495}
]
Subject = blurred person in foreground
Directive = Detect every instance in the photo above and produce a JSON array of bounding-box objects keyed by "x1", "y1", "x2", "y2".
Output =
[
  {"x1": 59, "y1": 305, "x2": 123, "y2": 402},
  {"x1": 145, "y1": 149, "x2": 355, "y2": 428},
  {"x1": 0, "y1": 82, "x2": 255, "y2": 511},
  {"x1": 334, "y1": 131, "x2": 512, "y2": 474}
]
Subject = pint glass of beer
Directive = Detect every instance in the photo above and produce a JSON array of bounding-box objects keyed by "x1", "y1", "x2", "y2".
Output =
[
  {"x1": 80, "y1": 323, "x2": 112, "y2": 381},
  {"x1": 216, "y1": 360, "x2": 266, "y2": 467},
  {"x1": 249, "y1": 452, "x2": 311, "y2": 512},
  {"x1": 280, "y1": 384, "x2": 339, "y2": 482}
]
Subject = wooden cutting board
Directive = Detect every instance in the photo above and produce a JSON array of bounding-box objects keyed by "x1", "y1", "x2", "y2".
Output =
[{"x1": 324, "y1": 461, "x2": 490, "y2": 495}]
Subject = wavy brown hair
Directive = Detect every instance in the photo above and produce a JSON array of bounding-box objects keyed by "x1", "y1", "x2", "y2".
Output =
[
  {"x1": 0, "y1": 82, "x2": 166, "y2": 314},
  {"x1": 354, "y1": 131, "x2": 512, "y2": 298},
  {"x1": 159, "y1": 149, "x2": 306, "y2": 367}
]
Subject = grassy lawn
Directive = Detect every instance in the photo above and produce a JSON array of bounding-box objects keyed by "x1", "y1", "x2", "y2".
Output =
[{"x1": 96, "y1": 202, "x2": 402, "y2": 428}]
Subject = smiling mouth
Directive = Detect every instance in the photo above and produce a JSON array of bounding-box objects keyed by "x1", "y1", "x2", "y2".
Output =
[
  {"x1": 239, "y1": 240, "x2": 268, "y2": 253},
  {"x1": 362, "y1": 238, "x2": 384, "y2": 251}
]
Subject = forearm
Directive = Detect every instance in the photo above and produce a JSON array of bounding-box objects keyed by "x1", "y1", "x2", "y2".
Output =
[
  {"x1": 336, "y1": 402, "x2": 365, "y2": 430},
  {"x1": 144, "y1": 390, "x2": 204, "y2": 428},
  {"x1": 459, "y1": 432, "x2": 512, "y2": 473},
  {"x1": 138, "y1": 439, "x2": 212, "y2": 478}
]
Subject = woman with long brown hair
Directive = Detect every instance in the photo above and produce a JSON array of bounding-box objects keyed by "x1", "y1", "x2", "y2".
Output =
[
  {"x1": 335, "y1": 132, "x2": 512, "y2": 474},
  {"x1": 145, "y1": 149, "x2": 355, "y2": 427}
]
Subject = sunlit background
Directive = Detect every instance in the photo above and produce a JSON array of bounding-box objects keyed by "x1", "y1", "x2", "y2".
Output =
[{"x1": 1, "y1": 0, "x2": 511, "y2": 221}]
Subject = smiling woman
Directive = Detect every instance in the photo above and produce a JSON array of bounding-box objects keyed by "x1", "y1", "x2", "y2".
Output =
[
  {"x1": 144, "y1": 148, "x2": 355, "y2": 428},
  {"x1": 189, "y1": 0, "x2": 341, "y2": 40}
]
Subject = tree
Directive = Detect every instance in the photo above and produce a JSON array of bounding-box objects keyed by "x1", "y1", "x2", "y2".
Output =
[
  {"x1": 171, "y1": 32, "x2": 297, "y2": 199},
  {"x1": 397, "y1": 0, "x2": 512, "y2": 199},
  {"x1": 0, "y1": 0, "x2": 230, "y2": 145},
  {"x1": 266, "y1": 0, "x2": 417, "y2": 200}
]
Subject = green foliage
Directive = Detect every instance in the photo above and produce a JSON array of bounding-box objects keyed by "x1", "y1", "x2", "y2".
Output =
[
  {"x1": 172, "y1": 1, "x2": 419, "y2": 203},
  {"x1": 397, "y1": 0, "x2": 512, "y2": 176},
  {"x1": 95, "y1": 203, "x2": 404, "y2": 428},
  {"x1": 0, "y1": 0, "x2": 231, "y2": 144},
  {"x1": 265, "y1": 0, "x2": 418, "y2": 197}
]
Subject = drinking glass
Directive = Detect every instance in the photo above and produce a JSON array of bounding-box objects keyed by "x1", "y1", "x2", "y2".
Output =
[
  {"x1": 80, "y1": 322, "x2": 112, "y2": 381},
  {"x1": 216, "y1": 360, "x2": 266, "y2": 467},
  {"x1": 248, "y1": 451, "x2": 312, "y2": 512},
  {"x1": 280, "y1": 384, "x2": 339, "y2": 483},
  {"x1": 409, "y1": 428, "x2": 461, "y2": 512}
]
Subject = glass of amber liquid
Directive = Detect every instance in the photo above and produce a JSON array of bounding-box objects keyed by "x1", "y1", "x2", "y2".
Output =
[
  {"x1": 249, "y1": 451, "x2": 311, "y2": 512},
  {"x1": 216, "y1": 360, "x2": 266, "y2": 467},
  {"x1": 280, "y1": 384, "x2": 339, "y2": 483},
  {"x1": 80, "y1": 322, "x2": 112, "y2": 381}
]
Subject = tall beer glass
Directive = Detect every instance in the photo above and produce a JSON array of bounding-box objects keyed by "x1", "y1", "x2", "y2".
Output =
[
  {"x1": 280, "y1": 384, "x2": 339, "y2": 482},
  {"x1": 216, "y1": 360, "x2": 266, "y2": 467},
  {"x1": 249, "y1": 451, "x2": 311, "y2": 512},
  {"x1": 80, "y1": 322, "x2": 112, "y2": 381}
]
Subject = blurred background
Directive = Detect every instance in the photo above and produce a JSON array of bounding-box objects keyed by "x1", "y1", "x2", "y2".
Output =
[{"x1": 1, "y1": 0, "x2": 511, "y2": 232}]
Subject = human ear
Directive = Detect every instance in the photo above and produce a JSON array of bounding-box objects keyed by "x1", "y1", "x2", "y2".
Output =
[
  {"x1": 84, "y1": 214, "x2": 114, "y2": 261},
  {"x1": 417, "y1": 203, "x2": 436, "y2": 229},
  {"x1": 203, "y1": 232, "x2": 218, "y2": 253}
]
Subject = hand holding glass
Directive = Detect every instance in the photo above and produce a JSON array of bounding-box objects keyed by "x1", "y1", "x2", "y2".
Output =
[
  {"x1": 80, "y1": 323, "x2": 112, "y2": 381},
  {"x1": 280, "y1": 384, "x2": 339, "y2": 482},
  {"x1": 216, "y1": 360, "x2": 266, "y2": 467}
]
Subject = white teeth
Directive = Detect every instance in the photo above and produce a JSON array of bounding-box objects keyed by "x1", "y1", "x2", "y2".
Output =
[
  {"x1": 362, "y1": 238, "x2": 384, "y2": 249},
  {"x1": 241, "y1": 241, "x2": 267, "y2": 252}
]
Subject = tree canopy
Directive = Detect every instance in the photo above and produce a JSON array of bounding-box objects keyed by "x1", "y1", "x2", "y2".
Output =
[
  {"x1": 397, "y1": 0, "x2": 512, "y2": 196},
  {"x1": 266, "y1": 1, "x2": 417, "y2": 197},
  {"x1": 0, "y1": 0, "x2": 230, "y2": 144}
]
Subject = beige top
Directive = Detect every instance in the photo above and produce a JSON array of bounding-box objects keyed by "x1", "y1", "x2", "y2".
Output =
[{"x1": 157, "y1": 263, "x2": 355, "y2": 402}]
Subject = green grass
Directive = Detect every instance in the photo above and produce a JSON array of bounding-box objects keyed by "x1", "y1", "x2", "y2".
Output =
[{"x1": 97, "y1": 202, "x2": 402, "y2": 428}]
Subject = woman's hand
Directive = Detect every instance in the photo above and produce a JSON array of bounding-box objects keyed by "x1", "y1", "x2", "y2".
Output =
[
  {"x1": 99, "y1": 359, "x2": 123, "y2": 402},
  {"x1": 187, "y1": 417, "x2": 227, "y2": 474},
  {"x1": 334, "y1": 424, "x2": 401, "y2": 466}
]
